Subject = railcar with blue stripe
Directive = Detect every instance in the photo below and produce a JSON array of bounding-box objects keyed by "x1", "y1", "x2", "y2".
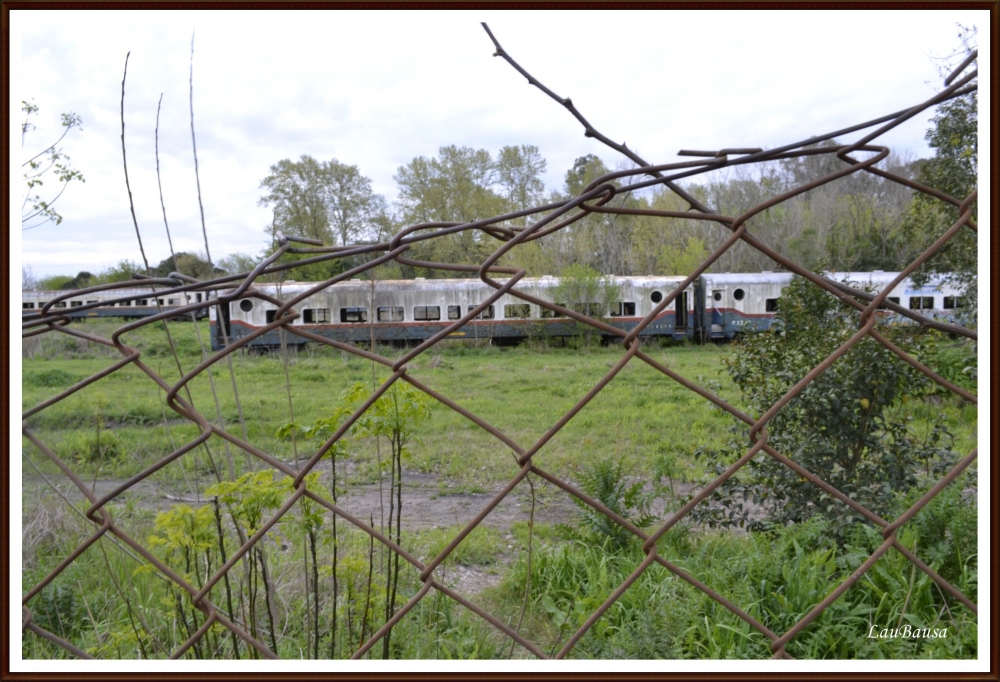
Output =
[{"x1": 209, "y1": 276, "x2": 699, "y2": 351}]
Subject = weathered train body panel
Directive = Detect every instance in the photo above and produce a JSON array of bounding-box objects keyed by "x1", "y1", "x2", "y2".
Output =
[
  {"x1": 698, "y1": 273, "x2": 792, "y2": 339},
  {"x1": 212, "y1": 276, "x2": 699, "y2": 350},
  {"x1": 824, "y1": 271, "x2": 967, "y2": 323}
]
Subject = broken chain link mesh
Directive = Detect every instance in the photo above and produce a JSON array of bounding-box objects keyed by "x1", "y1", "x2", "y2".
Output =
[{"x1": 20, "y1": 39, "x2": 979, "y2": 661}]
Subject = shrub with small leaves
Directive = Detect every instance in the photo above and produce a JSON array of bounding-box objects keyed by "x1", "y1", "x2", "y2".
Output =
[{"x1": 693, "y1": 276, "x2": 961, "y2": 537}]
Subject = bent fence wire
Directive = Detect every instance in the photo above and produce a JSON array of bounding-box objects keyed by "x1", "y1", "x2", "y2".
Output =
[{"x1": 20, "y1": 31, "x2": 978, "y2": 660}]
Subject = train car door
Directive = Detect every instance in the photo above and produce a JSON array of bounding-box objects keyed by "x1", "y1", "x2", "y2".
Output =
[
  {"x1": 216, "y1": 300, "x2": 231, "y2": 348},
  {"x1": 730, "y1": 286, "x2": 747, "y2": 335},
  {"x1": 710, "y1": 289, "x2": 725, "y2": 336},
  {"x1": 675, "y1": 290, "x2": 688, "y2": 331}
]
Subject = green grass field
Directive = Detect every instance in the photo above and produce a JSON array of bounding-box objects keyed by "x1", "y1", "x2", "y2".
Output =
[
  {"x1": 21, "y1": 320, "x2": 755, "y2": 486},
  {"x1": 20, "y1": 318, "x2": 978, "y2": 659}
]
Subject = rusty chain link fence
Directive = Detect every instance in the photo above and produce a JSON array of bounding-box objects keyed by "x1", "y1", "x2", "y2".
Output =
[{"x1": 19, "y1": 28, "x2": 979, "y2": 661}]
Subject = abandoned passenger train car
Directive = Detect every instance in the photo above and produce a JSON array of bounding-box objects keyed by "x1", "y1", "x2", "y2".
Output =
[
  {"x1": 207, "y1": 271, "x2": 967, "y2": 350},
  {"x1": 211, "y1": 276, "x2": 698, "y2": 350}
]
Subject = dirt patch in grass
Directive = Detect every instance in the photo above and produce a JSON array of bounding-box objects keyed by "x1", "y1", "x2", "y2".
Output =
[{"x1": 22, "y1": 466, "x2": 580, "y2": 532}]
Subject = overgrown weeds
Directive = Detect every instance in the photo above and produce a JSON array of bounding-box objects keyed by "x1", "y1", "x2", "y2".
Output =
[{"x1": 21, "y1": 320, "x2": 977, "y2": 659}]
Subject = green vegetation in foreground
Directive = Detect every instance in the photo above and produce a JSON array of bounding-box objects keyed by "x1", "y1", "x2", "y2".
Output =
[
  {"x1": 496, "y1": 477, "x2": 977, "y2": 659},
  {"x1": 21, "y1": 317, "x2": 977, "y2": 659},
  {"x1": 21, "y1": 471, "x2": 977, "y2": 659}
]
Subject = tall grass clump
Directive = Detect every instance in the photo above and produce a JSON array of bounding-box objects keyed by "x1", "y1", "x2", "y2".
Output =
[{"x1": 496, "y1": 473, "x2": 976, "y2": 659}]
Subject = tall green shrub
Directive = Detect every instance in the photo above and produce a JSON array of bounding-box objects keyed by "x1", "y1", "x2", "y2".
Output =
[{"x1": 694, "y1": 276, "x2": 959, "y2": 535}]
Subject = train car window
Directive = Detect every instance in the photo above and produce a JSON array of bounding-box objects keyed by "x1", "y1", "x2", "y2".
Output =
[
  {"x1": 447, "y1": 305, "x2": 461, "y2": 320},
  {"x1": 504, "y1": 303, "x2": 531, "y2": 319},
  {"x1": 908, "y1": 296, "x2": 934, "y2": 310},
  {"x1": 240, "y1": 299, "x2": 254, "y2": 312},
  {"x1": 468, "y1": 304, "x2": 495, "y2": 320},
  {"x1": 943, "y1": 296, "x2": 965, "y2": 309},
  {"x1": 713, "y1": 291, "x2": 722, "y2": 302},
  {"x1": 765, "y1": 298, "x2": 778, "y2": 312},
  {"x1": 540, "y1": 304, "x2": 565, "y2": 319},
  {"x1": 196, "y1": 293, "x2": 203, "y2": 303},
  {"x1": 158, "y1": 298, "x2": 165, "y2": 305},
  {"x1": 86, "y1": 300, "x2": 98, "y2": 305},
  {"x1": 733, "y1": 288, "x2": 745, "y2": 301},
  {"x1": 70, "y1": 301, "x2": 83, "y2": 308},
  {"x1": 610, "y1": 302, "x2": 636, "y2": 317},
  {"x1": 304, "y1": 308, "x2": 330, "y2": 323},
  {"x1": 378, "y1": 306, "x2": 404, "y2": 321},
  {"x1": 54, "y1": 302, "x2": 67, "y2": 308},
  {"x1": 887, "y1": 297, "x2": 900, "y2": 305},
  {"x1": 340, "y1": 307, "x2": 368, "y2": 323},
  {"x1": 167, "y1": 298, "x2": 178, "y2": 305},
  {"x1": 23, "y1": 302, "x2": 34, "y2": 309},
  {"x1": 650, "y1": 291, "x2": 663, "y2": 303},
  {"x1": 266, "y1": 310, "x2": 277, "y2": 324},
  {"x1": 137, "y1": 299, "x2": 148, "y2": 306},
  {"x1": 414, "y1": 306, "x2": 441, "y2": 321}
]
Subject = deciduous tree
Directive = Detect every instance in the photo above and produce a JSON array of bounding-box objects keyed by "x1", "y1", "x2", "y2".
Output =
[
  {"x1": 554, "y1": 263, "x2": 620, "y2": 347},
  {"x1": 903, "y1": 26, "x2": 978, "y2": 313},
  {"x1": 496, "y1": 144, "x2": 547, "y2": 212},
  {"x1": 152, "y1": 252, "x2": 222, "y2": 280},
  {"x1": 21, "y1": 100, "x2": 85, "y2": 231},
  {"x1": 393, "y1": 145, "x2": 544, "y2": 274},
  {"x1": 260, "y1": 156, "x2": 386, "y2": 246}
]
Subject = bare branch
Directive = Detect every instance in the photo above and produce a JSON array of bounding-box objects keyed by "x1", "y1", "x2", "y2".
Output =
[
  {"x1": 120, "y1": 52, "x2": 152, "y2": 275},
  {"x1": 481, "y1": 22, "x2": 715, "y2": 215}
]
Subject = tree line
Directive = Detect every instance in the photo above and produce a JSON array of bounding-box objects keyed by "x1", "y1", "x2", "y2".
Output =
[
  {"x1": 249, "y1": 29, "x2": 978, "y2": 299},
  {"x1": 250, "y1": 101, "x2": 974, "y2": 295}
]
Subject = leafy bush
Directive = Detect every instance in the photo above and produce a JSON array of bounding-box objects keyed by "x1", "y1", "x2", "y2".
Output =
[
  {"x1": 929, "y1": 339, "x2": 977, "y2": 394},
  {"x1": 694, "y1": 276, "x2": 960, "y2": 536},
  {"x1": 554, "y1": 264, "x2": 621, "y2": 348}
]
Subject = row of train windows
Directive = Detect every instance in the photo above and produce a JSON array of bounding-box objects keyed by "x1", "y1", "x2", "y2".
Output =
[
  {"x1": 885, "y1": 296, "x2": 965, "y2": 310},
  {"x1": 23, "y1": 294, "x2": 204, "y2": 309},
  {"x1": 285, "y1": 302, "x2": 642, "y2": 324},
  {"x1": 753, "y1": 296, "x2": 965, "y2": 312},
  {"x1": 722, "y1": 294, "x2": 964, "y2": 313},
  {"x1": 298, "y1": 304, "x2": 498, "y2": 324}
]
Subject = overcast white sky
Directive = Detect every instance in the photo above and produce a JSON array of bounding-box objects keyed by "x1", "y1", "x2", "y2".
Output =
[
  {"x1": 7, "y1": 10, "x2": 994, "y2": 675},
  {"x1": 10, "y1": 9, "x2": 990, "y2": 279}
]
